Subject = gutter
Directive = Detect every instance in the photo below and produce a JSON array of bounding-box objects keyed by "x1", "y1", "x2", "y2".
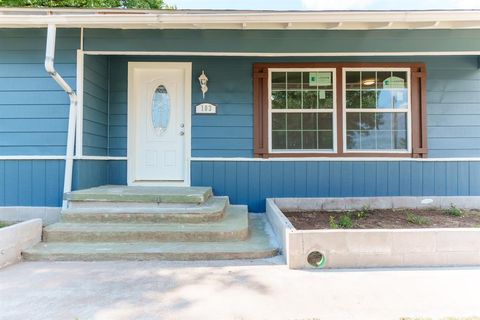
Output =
[{"x1": 45, "y1": 24, "x2": 77, "y2": 208}]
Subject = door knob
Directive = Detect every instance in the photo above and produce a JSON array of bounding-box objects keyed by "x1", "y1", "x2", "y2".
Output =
[{"x1": 179, "y1": 131, "x2": 185, "y2": 136}]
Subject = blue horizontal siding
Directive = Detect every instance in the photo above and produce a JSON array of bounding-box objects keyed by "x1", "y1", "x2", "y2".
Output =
[
  {"x1": 191, "y1": 160, "x2": 480, "y2": 212},
  {"x1": 106, "y1": 55, "x2": 480, "y2": 158},
  {"x1": 83, "y1": 55, "x2": 109, "y2": 156},
  {"x1": 84, "y1": 29, "x2": 480, "y2": 53},
  {"x1": 0, "y1": 29, "x2": 79, "y2": 155}
]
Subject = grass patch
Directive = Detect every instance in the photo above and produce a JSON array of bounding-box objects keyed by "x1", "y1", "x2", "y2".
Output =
[
  {"x1": 0, "y1": 221, "x2": 9, "y2": 228},
  {"x1": 445, "y1": 204, "x2": 463, "y2": 217},
  {"x1": 338, "y1": 214, "x2": 354, "y2": 228},
  {"x1": 406, "y1": 212, "x2": 430, "y2": 225}
]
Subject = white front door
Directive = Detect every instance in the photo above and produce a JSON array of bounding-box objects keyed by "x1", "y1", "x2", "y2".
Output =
[{"x1": 128, "y1": 62, "x2": 191, "y2": 185}]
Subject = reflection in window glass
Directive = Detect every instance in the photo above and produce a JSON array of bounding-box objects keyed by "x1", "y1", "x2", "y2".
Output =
[{"x1": 345, "y1": 69, "x2": 409, "y2": 152}]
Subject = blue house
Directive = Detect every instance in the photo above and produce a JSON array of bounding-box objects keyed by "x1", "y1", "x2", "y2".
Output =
[{"x1": 1, "y1": 8, "x2": 480, "y2": 215}]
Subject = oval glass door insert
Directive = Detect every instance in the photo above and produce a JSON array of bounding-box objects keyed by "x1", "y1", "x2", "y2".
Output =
[{"x1": 151, "y1": 85, "x2": 170, "y2": 135}]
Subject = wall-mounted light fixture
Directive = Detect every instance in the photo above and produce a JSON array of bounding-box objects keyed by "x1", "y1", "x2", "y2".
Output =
[{"x1": 198, "y1": 70, "x2": 208, "y2": 99}]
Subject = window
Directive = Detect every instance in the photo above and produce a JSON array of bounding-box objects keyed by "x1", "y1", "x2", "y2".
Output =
[
  {"x1": 344, "y1": 69, "x2": 410, "y2": 153},
  {"x1": 269, "y1": 69, "x2": 336, "y2": 152},
  {"x1": 253, "y1": 63, "x2": 427, "y2": 158}
]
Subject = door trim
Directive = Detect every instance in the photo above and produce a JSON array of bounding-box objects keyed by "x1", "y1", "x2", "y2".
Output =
[{"x1": 127, "y1": 62, "x2": 192, "y2": 186}]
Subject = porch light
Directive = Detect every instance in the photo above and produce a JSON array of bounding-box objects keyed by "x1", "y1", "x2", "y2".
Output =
[{"x1": 198, "y1": 70, "x2": 208, "y2": 99}]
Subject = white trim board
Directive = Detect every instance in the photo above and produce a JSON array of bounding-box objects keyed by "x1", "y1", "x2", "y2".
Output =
[
  {"x1": 83, "y1": 50, "x2": 480, "y2": 57},
  {"x1": 190, "y1": 157, "x2": 480, "y2": 162},
  {"x1": 2, "y1": 156, "x2": 480, "y2": 162}
]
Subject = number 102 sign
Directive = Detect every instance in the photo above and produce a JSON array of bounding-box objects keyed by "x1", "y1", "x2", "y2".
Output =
[{"x1": 195, "y1": 103, "x2": 217, "y2": 114}]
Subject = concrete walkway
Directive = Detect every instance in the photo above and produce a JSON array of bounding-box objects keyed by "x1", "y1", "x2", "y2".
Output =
[{"x1": 1, "y1": 258, "x2": 480, "y2": 320}]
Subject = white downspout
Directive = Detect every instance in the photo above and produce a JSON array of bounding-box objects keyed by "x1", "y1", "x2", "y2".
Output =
[{"x1": 45, "y1": 24, "x2": 77, "y2": 208}]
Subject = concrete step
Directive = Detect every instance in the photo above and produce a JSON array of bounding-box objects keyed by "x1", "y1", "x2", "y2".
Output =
[
  {"x1": 23, "y1": 215, "x2": 279, "y2": 261},
  {"x1": 44, "y1": 205, "x2": 249, "y2": 243},
  {"x1": 61, "y1": 197, "x2": 228, "y2": 223},
  {"x1": 65, "y1": 185, "x2": 213, "y2": 204}
]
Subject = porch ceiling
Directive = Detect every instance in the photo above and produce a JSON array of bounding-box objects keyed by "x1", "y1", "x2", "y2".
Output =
[{"x1": 1, "y1": 8, "x2": 480, "y2": 30}]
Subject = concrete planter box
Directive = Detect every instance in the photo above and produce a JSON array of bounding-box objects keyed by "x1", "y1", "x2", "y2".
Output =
[
  {"x1": 0, "y1": 219, "x2": 42, "y2": 269},
  {"x1": 266, "y1": 197, "x2": 480, "y2": 269}
]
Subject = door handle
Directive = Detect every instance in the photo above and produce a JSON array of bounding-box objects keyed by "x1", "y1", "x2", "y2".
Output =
[{"x1": 179, "y1": 131, "x2": 185, "y2": 136}]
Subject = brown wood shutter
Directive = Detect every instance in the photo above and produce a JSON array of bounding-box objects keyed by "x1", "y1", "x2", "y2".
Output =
[
  {"x1": 253, "y1": 64, "x2": 269, "y2": 158},
  {"x1": 411, "y1": 65, "x2": 428, "y2": 158}
]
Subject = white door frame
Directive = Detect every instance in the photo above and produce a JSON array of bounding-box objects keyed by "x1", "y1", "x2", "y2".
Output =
[{"x1": 127, "y1": 62, "x2": 192, "y2": 186}]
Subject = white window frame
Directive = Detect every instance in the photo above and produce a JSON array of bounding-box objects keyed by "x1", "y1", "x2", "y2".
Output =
[
  {"x1": 342, "y1": 67, "x2": 412, "y2": 154},
  {"x1": 268, "y1": 68, "x2": 337, "y2": 154}
]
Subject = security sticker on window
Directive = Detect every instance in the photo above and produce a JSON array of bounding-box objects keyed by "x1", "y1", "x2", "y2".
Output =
[{"x1": 309, "y1": 72, "x2": 332, "y2": 86}]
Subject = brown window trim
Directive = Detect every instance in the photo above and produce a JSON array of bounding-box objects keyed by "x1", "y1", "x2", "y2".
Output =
[{"x1": 253, "y1": 62, "x2": 428, "y2": 158}]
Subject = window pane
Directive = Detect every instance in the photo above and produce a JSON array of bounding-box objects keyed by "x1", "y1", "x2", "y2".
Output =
[
  {"x1": 272, "y1": 91, "x2": 286, "y2": 109},
  {"x1": 376, "y1": 71, "x2": 392, "y2": 89},
  {"x1": 361, "y1": 90, "x2": 376, "y2": 109},
  {"x1": 376, "y1": 130, "x2": 392, "y2": 149},
  {"x1": 393, "y1": 113, "x2": 407, "y2": 130},
  {"x1": 272, "y1": 131, "x2": 286, "y2": 149},
  {"x1": 272, "y1": 72, "x2": 286, "y2": 90},
  {"x1": 272, "y1": 113, "x2": 286, "y2": 130},
  {"x1": 377, "y1": 89, "x2": 393, "y2": 108},
  {"x1": 376, "y1": 112, "x2": 391, "y2": 130},
  {"x1": 318, "y1": 90, "x2": 333, "y2": 108},
  {"x1": 317, "y1": 113, "x2": 333, "y2": 130},
  {"x1": 287, "y1": 113, "x2": 301, "y2": 130},
  {"x1": 360, "y1": 130, "x2": 376, "y2": 149},
  {"x1": 303, "y1": 90, "x2": 317, "y2": 109},
  {"x1": 347, "y1": 131, "x2": 361, "y2": 149},
  {"x1": 287, "y1": 91, "x2": 302, "y2": 109},
  {"x1": 346, "y1": 112, "x2": 360, "y2": 131},
  {"x1": 393, "y1": 130, "x2": 407, "y2": 149},
  {"x1": 318, "y1": 131, "x2": 333, "y2": 149},
  {"x1": 393, "y1": 89, "x2": 408, "y2": 109},
  {"x1": 360, "y1": 113, "x2": 376, "y2": 130},
  {"x1": 303, "y1": 131, "x2": 317, "y2": 149},
  {"x1": 361, "y1": 71, "x2": 376, "y2": 89},
  {"x1": 346, "y1": 91, "x2": 360, "y2": 108},
  {"x1": 287, "y1": 131, "x2": 302, "y2": 149},
  {"x1": 302, "y1": 113, "x2": 317, "y2": 130},
  {"x1": 346, "y1": 71, "x2": 360, "y2": 90},
  {"x1": 287, "y1": 72, "x2": 302, "y2": 90},
  {"x1": 392, "y1": 71, "x2": 408, "y2": 88}
]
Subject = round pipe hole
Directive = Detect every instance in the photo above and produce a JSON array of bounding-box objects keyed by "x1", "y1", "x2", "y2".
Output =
[{"x1": 307, "y1": 251, "x2": 326, "y2": 268}]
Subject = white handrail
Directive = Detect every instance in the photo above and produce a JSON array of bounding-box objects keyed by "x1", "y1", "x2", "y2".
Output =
[{"x1": 45, "y1": 24, "x2": 77, "y2": 209}]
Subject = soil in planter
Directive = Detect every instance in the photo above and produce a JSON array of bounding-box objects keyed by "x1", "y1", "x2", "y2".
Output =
[{"x1": 283, "y1": 209, "x2": 480, "y2": 230}]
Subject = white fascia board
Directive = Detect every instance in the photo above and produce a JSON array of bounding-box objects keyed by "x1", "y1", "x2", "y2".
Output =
[{"x1": 1, "y1": 10, "x2": 480, "y2": 30}]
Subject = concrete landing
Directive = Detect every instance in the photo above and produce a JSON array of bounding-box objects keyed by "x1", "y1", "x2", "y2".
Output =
[
  {"x1": 44, "y1": 205, "x2": 249, "y2": 242},
  {"x1": 23, "y1": 215, "x2": 278, "y2": 261},
  {"x1": 62, "y1": 196, "x2": 229, "y2": 223},
  {"x1": 65, "y1": 185, "x2": 213, "y2": 204}
]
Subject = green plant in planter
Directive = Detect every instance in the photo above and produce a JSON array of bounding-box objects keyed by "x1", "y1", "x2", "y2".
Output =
[
  {"x1": 328, "y1": 216, "x2": 338, "y2": 229},
  {"x1": 353, "y1": 205, "x2": 372, "y2": 219},
  {"x1": 338, "y1": 214, "x2": 354, "y2": 228},
  {"x1": 445, "y1": 204, "x2": 463, "y2": 217},
  {"x1": 406, "y1": 212, "x2": 430, "y2": 225}
]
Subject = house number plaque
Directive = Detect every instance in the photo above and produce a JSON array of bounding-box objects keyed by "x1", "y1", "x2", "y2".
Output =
[{"x1": 195, "y1": 103, "x2": 217, "y2": 114}]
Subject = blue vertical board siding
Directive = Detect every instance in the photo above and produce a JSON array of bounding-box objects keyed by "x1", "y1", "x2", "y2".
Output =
[
  {"x1": 191, "y1": 161, "x2": 480, "y2": 212},
  {"x1": 83, "y1": 55, "x2": 109, "y2": 156},
  {"x1": 0, "y1": 29, "x2": 79, "y2": 156},
  {"x1": 0, "y1": 160, "x2": 64, "y2": 207},
  {"x1": 72, "y1": 160, "x2": 109, "y2": 191}
]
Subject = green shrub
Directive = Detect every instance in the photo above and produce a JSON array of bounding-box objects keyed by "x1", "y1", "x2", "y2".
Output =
[
  {"x1": 0, "y1": 221, "x2": 8, "y2": 228},
  {"x1": 328, "y1": 216, "x2": 338, "y2": 229},
  {"x1": 406, "y1": 212, "x2": 430, "y2": 225},
  {"x1": 353, "y1": 205, "x2": 372, "y2": 219},
  {"x1": 445, "y1": 204, "x2": 463, "y2": 217},
  {"x1": 338, "y1": 214, "x2": 354, "y2": 229}
]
